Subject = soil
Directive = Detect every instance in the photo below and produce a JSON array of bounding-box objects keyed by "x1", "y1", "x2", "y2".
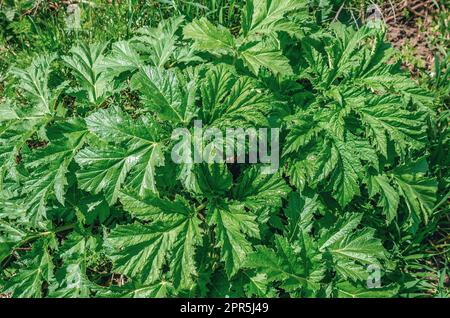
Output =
[{"x1": 379, "y1": 0, "x2": 448, "y2": 74}]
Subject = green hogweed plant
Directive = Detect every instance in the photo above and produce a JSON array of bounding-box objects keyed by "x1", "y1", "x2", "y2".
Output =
[{"x1": 0, "y1": 0, "x2": 444, "y2": 298}]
